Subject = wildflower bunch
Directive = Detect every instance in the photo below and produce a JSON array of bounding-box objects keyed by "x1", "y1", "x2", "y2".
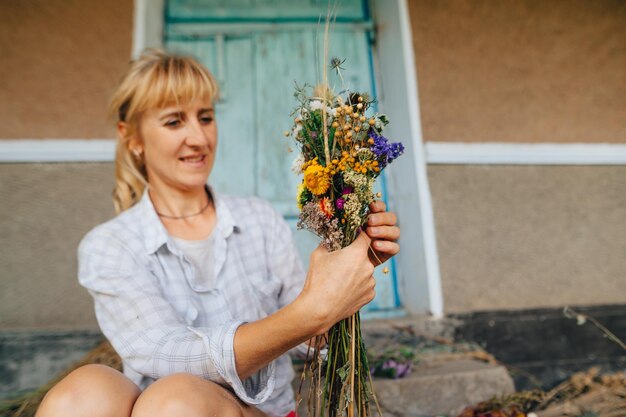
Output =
[
  {"x1": 287, "y1": 86, "x2": 404, "y2": 251},
  {"x1": 285, "y1": 83, "x2": 404, "y2": 417}
]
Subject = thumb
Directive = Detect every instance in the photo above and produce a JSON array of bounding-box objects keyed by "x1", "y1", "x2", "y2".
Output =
[
  {"x1": 350, "y1": 230, "x2": 371, "y2": 250},
  {"x1": 310, "y1": 244, "x2": 328, "y2": 262}
]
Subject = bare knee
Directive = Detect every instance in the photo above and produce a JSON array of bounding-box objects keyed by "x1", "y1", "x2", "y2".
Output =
[
  {"x1": 36, "y1": 364, "x2": 140, "y2": 417},
  {"x1": 132, "y1": 374, "x2": 245, "y2": 417}
]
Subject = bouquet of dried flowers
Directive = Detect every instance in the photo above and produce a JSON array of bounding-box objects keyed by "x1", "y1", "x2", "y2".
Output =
[{"x1": 285, "y1": 80, "x2": 404, "y2": 416}]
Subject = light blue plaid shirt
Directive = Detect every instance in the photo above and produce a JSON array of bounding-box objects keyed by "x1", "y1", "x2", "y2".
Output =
[{"x1": 78, "y1": 187, "x2": 306, "y2": 417}]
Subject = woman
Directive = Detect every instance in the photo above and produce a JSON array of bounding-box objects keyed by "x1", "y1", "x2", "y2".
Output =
[{"x1": 36, "y1": 50, "x2": 400, "y2": 417}]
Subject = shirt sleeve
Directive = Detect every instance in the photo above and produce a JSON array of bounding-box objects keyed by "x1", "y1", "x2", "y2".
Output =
[
  {"x1": 261, "y1": 202, "x2": 318, "y2": 359},
  {"x1": 77, "y1": 228, "x2": 275, "y2": 404},
  {"x1": 263, "y1": 203, "x2": 307, "y2": 310}
]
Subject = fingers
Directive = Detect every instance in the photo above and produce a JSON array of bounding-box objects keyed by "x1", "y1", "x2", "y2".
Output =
[
  {"x1": 369, "y1": 200, "x2": 387, "y2": 213},
  {"x1": 366, "y1": 225, "x2": 400, "y2": 241},
  {"x1": 367, "y1": 210, "x2": 397, "y2": 228},
  {"x1": 370, "y1": 240, "x2": 400, "y2": 256},
  {"x1": 365, "y1": 203, "x2": 400, "y2": 261},
  {"x1": 340, "y1": 234, "x2": 374, "y2": 273},
  {"x1": 351, "y1": 229, "x2": 372, "y2": 248}
]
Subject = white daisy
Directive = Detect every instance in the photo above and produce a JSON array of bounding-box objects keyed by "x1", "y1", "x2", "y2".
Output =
[
  {"x1": 291, "y1": 153, "x2": 305, "y2": 174},
  {"x1": 309, "y1": 100, "x2": 324, "y2": 111}
]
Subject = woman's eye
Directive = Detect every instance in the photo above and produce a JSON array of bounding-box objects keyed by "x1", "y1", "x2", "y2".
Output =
[
  {"x1": 200, "y1": 115, "x2": 214, "y2": 124},
  {"x1": 165, "y1": 119, "x2": 181, "y2": 127}
]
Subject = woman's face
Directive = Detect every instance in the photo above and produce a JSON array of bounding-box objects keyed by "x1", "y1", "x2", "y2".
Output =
[{"x1": 133, "y1": 99, "x2": 217, "y2": 193}]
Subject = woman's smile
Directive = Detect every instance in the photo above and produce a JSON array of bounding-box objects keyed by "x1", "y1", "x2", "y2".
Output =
[{"x1": 179, "y1": 153, "x2": 207, "y2": 165}]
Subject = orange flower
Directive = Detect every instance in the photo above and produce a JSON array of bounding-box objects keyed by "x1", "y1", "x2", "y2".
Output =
[{"x1": 319, "y1": 197, "x2": 335, "y2": 218}]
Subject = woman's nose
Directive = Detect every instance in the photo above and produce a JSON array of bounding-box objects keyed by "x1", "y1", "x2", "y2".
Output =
[{"x1": 185, "y1": 121, "x2": 209, "y2": 146}]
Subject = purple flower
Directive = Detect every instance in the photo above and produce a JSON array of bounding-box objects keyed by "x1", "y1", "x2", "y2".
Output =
[
  {"x1": 383, "y1": 360, "x2": 412, "y2": 378},
  {"x1": 310, "y1": 131, "x2": 318, "y2": 139},
  {"x1": 369, "y1": 131, "x2": 405, "y2": 169},
  {"x1": 335, "y1": 198, "x2": 345, "y2": 210},
  {"x1": 371, "y1": 359, "x2": 413, "y2": 379},
  {"x1": 341, "y1": 186, "x2": 353, "y2": 195}
]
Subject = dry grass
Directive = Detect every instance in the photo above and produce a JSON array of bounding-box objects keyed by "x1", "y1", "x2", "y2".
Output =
[{"x1": 456, "y1": 368, "x2": 626, "y2": 417}]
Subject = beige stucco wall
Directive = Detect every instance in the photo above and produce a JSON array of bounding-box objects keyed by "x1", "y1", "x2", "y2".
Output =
[
  {"x1": 408, "y1": 0, "x2": 626, "y2": 312},
  {"x1": 0, "y1": 164, "x2": 114, "y2": 328},
  {"x1": 0, "y1": 1, "x2": 132, "y2": 329},
  {"x1": 0, "y1": 0, "x2": 133, "y2": 139},
  {"x1": 428, "y1": 165, "x2": 626, "y2": 313},
  {"x1": 408, "y1": 0, "x2": 626, "y2": 143},
  {"x1": 2, "y1": 164, "x2": 623, "y2": 326}
]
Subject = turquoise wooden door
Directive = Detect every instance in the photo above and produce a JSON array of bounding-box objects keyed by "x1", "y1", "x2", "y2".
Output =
[{"x1": 165, "y1": 0, "x2": 400, "y2": 315}]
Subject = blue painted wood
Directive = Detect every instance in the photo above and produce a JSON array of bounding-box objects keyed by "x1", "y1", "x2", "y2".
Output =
[
  {"x1": 166, "y1": 0, "x2": 366, "y2": 22},
  {"x1": 167, "y1": 38, "x2": 257, "y2": 197},
  {"x1": 165, "y1": 0, "x2": 400, "y2": 312}
]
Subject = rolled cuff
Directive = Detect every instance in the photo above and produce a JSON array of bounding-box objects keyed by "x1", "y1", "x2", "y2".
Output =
[
  {"x1": 289, "y1": 342, "x2": 314, "y2": 360},
  {"x1": 289, "y1": 341, "x2": 329, "y2": 361},
  {"x1": 187, "y1": 321, "x2": 276, "y2": 405}
]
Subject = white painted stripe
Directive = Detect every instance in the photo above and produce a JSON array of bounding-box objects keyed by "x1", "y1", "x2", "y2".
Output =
[
  {"x1": 0, "y1": 139, "x2": 116, "y2": 162},
  {"x1": 2, "y1": 140, "x2": 624, "y2": 166},
  {"x1": 132, "y1": 0, "x2": 147, "y2": 58},
  {"x1": 426, "y1": 142, "x2": 626, "y2": 165},
  {"x1": 132, "y1": 0, "x2": 165, "y2": 58},
  {"x1": 398, "y1": 0, "x2": 444, "y2": 318}
]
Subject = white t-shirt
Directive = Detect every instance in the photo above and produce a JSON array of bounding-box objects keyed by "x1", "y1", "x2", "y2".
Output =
[{"x1": 172, "y1": 233, "x2": 216, "y2": 290}]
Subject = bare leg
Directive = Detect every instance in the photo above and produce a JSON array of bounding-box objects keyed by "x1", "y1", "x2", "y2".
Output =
[
  {"x1": 131, "y1": 373, "x2": 269, "y2": 417},
  {"x1": 36, "y1": 364, "x2": 140, "y2": 417}
]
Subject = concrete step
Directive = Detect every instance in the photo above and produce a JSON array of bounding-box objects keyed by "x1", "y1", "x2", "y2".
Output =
[
  {"x1": 373, "y1": 359, "x2": 514, "y2": 417},
  {"x1": 293, "y1": 314, "x2": 515, "y2": 417},
  {"x1": 293, "y1": 359, "x2": 514, "y2": 417},
  {"x1": 0, "y1": 329, "x2": 103, "y2": 400}
]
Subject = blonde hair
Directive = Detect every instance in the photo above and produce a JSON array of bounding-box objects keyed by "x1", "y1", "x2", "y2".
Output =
[{"x1": 109, "y1": 49, "x2": 220, "y2": 213}]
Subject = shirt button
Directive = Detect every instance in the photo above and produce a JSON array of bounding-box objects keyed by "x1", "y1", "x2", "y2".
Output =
[{"x1": 185, "y1": 306, "x2": 199, "y2": 324}]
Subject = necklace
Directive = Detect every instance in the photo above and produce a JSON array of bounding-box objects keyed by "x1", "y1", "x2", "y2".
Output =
[{"x1": 156, "y1": 193, "x2": 212, "y2": 220}]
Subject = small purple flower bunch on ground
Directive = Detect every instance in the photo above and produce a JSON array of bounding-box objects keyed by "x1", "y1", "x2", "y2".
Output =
[
  {"x1": 370, "y1": 359, "x2": 413, "y2": 379},
  {"x1": 369, "y1": 345, "x2": 415, "y2": 379}
]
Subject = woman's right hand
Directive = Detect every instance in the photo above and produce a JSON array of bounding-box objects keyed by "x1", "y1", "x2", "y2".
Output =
[{"x1": 298, "y1": 233, "x2": 376, "y2": 335}]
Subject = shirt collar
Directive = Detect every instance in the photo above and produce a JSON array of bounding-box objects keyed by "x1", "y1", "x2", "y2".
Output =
[{"x1": 138, "y1": 185, "x2": 239, "y2": 256}]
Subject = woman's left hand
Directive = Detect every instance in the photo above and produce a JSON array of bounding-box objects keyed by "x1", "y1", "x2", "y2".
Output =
[{"x1": 365, "y1": 200, "x2": 400, "y2": 266}]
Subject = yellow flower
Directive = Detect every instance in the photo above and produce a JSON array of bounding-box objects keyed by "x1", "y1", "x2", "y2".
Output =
[{"x1": 304, "y1": 164, "x2": 331, "y2": 195}]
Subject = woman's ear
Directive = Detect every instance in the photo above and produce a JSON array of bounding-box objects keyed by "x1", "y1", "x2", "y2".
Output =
[{"x1": 118, "y1": 122, "x2": 143, "y2": 156}]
